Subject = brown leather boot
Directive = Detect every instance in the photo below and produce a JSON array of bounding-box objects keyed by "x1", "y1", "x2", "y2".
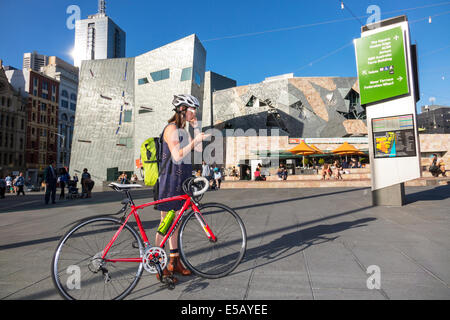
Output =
[
  {"x1": 156, "y1": 267, "x2": 178, "y2": 284},
  {"x1": 167, "y1": 255, "x2": 192, "y2": 276}
]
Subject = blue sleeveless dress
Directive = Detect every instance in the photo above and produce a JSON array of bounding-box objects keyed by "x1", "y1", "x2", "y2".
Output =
[{"x1": 157, "y1": 123, "x2": 193, "y2": 212}]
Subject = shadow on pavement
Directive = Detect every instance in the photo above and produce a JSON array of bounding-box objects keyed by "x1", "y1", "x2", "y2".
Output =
[
  {"x1": 0, "y1": 189, "x2": 155, "y2": 214},
  {"x1": 405, "y1": 185, "x2": 450, "y2": 204},
  {"x1": 6, "y1": 204, "x2": 375, "y2": 300},
  {"x1": 236, "y1": 217, "x2": 376, "y2": 275}
]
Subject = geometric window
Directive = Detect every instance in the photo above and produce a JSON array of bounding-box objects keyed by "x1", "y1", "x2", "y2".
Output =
[
  {"x1": 181, "y1": 67, "x2": 192, "y2": 81},
  {"x1": 150, "y1": 69, "x2": 170, "y2": 82},
  {"x1": 138, "y1": 77, "x2": 149, "y2": 85},
  {"x1": 124, "y1": 110, "x2": 132, "y2": 122}
]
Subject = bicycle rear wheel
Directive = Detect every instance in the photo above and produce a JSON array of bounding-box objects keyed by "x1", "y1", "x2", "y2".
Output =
[
  {"x1": 51, "y1": 217, "x2": 144, "y2": 300},
  {"x1": 179, "y1": 203, "x2": 246, "y2": 279}
]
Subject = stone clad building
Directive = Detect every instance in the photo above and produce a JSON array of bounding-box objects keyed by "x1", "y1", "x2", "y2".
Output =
[
  {"x1": 210, "y1": 74, "x2": 366, "y2": 137},
  {"x1": 0, "y1": 64, "x2": 27, "y2": 177}
]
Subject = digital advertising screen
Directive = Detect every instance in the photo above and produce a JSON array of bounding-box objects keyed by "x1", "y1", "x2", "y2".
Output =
[{"x1": 372, "y1": 114, "x2": 417, "y2": 158}]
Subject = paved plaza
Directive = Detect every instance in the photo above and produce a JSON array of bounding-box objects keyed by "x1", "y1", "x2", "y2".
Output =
[{"x1": 0, "y1": 185, "x2": 449, "y2": 300}]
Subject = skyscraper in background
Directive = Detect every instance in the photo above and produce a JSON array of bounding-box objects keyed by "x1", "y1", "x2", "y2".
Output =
[
  {"x1": 23, "y1": 52, "x2": 49, "y2": 72},
  {"x1": 73, "y1": 0, "x2": 126, "y2": 67}
]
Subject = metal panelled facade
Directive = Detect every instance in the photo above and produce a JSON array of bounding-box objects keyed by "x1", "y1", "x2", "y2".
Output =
[
  {"x1": 70, "y1": 57, "x2": 135, "y2": 182},
  {"x1": 70, "y1": 34, "x2": 206, "y2": 183}
]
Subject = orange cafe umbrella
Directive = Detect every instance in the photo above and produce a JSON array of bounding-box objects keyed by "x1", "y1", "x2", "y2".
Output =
[
  {"x1": 287, "y1": 140, "x2": 317, "y2": 155},
  {"x1": 332, "y1": 142, "x2": 362, "y2": 155},
  {"x1": 288, "y1": 141, "x2": 316, "y2": 167},
  {"x1": 309, "y1": 144, "x2": 325, "y2": 155}
]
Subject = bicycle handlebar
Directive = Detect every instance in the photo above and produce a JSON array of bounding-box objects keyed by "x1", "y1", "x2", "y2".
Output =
[{"x1": 192, "y1": 177, "x2": 209, "y2": 196}]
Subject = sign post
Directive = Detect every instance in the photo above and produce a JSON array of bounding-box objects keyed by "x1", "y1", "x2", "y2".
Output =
[{"x1": 354, "y1": 16, "x2": 421, "y2": 206}]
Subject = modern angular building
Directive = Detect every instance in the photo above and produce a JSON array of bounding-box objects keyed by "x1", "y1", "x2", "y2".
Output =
[
  {"x1": 69, "y1": 34, "x2": 206, "y2": 183},
  {"x1": 210, "y1": 74, "x2": 366, "y2": 137},
  {"x1": 73, "y1": 0, "x2": 126, "y2": 68}
]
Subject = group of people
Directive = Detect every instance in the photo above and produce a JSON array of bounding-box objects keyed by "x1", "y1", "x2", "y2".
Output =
[
  {"x1": 0, "y1": 172, "x2": 26, "y2": 198},
  {"x1": 43, "y1": 161, "x2": 95, "y2": 204},
  {"x1": 117, "y1": 172, "x2": 139, "y2": 184},
  {"x1": 321, "y1": 160, "x2": 345, "y2": 180},
  {"x1": 199, "y1": 161, "x2": 223, "y2": 190},
  {"x1": 429, "y1": 154, "x2": 447, "y2": 177}
]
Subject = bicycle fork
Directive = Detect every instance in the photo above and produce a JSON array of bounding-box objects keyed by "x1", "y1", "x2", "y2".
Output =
[{"x1": 193, "y1": 211, "x2": 217, "y2": 242}]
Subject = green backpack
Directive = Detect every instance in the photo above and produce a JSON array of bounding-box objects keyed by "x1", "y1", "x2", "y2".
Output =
[{"x1": 140, "y1": 137, "x2": 161, "y2": 186}]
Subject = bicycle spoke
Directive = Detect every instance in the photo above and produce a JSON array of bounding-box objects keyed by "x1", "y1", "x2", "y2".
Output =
[
  {"x1": 180, "y1": 204, "x2": 246, "y2": 279},
  {"x1": 52, "y1": 217, "x2": 143, "y2": 300}
]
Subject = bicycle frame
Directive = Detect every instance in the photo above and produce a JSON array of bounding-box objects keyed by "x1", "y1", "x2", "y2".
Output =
[{"x1": 101, "y1": 192, "x2": 217, "y2": 264}]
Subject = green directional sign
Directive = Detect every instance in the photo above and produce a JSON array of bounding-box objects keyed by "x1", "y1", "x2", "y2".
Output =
[{"x1": 355, "y1": 26, "x2": 409, "y2": 105}]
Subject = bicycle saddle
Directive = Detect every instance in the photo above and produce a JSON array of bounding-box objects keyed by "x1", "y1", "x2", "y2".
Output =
[{"x1": 108, "y1": 183, "x2": 143, "y2": 191}]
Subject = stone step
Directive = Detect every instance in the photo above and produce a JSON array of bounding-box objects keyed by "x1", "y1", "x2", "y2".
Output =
[
  {"x1": 265, "y1": 173, "x2": 371, "y2": 181},
  {"x1": 221, "y1": 177, "x2": 450, "y2": 189}
]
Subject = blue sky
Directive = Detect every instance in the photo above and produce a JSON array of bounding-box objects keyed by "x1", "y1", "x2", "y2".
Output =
[{"x1": 1, "y1": 0, "x2": 449, "y2": 111}]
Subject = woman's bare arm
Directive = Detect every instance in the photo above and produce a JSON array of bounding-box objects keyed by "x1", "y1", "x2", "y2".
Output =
[{"x1": 165, "y1": 124, "x2": 205, "y2": 162}]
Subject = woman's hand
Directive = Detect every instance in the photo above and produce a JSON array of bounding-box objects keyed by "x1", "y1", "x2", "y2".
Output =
[
  {"x1": 193, "y1": 132, "x2": 211, "y2": 146},
  {"x1": 188, "y1": 117, "x2": 198, "y2": 129}
]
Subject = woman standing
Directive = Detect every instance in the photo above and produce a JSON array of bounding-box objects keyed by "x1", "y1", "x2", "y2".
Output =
[{"x1": 155, "y1": 94, "x2": 208, "y2": 283}]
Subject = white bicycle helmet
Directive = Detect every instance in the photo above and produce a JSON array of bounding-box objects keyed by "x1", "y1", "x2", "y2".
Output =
[{"x1": 172, "y1": 94, "x2": 200, "y2": 109}]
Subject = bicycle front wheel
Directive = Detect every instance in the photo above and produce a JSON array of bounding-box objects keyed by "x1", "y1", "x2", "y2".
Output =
[
  {"x1": 51, "y1": 217, "x2": 144, "y2": 300},
  {"x1": 179, "y1": 203, "x2": 247, "y2": 279}
]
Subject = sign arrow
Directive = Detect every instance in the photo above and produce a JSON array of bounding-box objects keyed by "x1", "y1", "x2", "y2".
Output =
[
  {"x1": 397, "y1": 76, "x2": 403, "y2": 82},
  {"x1": 393, "y1": 35, "x2": 399, "y2": 41}
]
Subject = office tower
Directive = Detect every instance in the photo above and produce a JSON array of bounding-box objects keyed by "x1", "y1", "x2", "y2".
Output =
[
  {"x1": 73, "y1": 0, "x2": 126, "y2": 67},
  {"x1": 23, "y1": 52, "x2": 49, "y2": 72}
]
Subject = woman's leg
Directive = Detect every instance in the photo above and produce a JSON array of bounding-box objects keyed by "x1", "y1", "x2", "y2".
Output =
[{"x1": 158, "y1": 210, "x2": 191, "y2": 276}]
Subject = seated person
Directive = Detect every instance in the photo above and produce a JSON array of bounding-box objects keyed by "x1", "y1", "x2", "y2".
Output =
[
  {"x1": 321, "y1": 164, "x2": 332, "y2": 180},
  {"x1": 254, "y1": 168, "x2": 263, "y2": 181},
  {"x1": 277, "y1": 165, "x2": 288, "y2": 180},
  {"x1": 333, "y1": 160, "x2": 343, "y2": 180},
  {"x1": 438, "y1": 160, "x2": 447, "y2": 177}
]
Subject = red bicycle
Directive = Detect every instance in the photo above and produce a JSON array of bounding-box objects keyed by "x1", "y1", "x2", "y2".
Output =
[{"x1": 51, "y1": 177, "x2": 247, "y2": 300}]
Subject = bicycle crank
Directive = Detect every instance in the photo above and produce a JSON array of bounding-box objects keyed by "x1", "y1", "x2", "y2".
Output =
[{"x1": 142, "y1": 247, "x2": 168, "y2": 274}]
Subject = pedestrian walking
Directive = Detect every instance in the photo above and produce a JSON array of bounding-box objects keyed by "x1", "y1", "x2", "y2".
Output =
[
  {"x1": 5, "y1": 175, "x2": 12, "y2": 193},
  {"x1": 0, "y1": 176, "x2": 6, "y2": 199},
  {"x1": 81, "y1": 168, "x2": 94, "y2": 198},
  {"x1": 59, "y1": 168, "x2": 70, "y2": 200},
  {"x1": 44, "y1": 161, "x2": 58, "y2": 204},
  {"x1": 15, "y1": 172, "x2": 26, "y2": 196}
]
